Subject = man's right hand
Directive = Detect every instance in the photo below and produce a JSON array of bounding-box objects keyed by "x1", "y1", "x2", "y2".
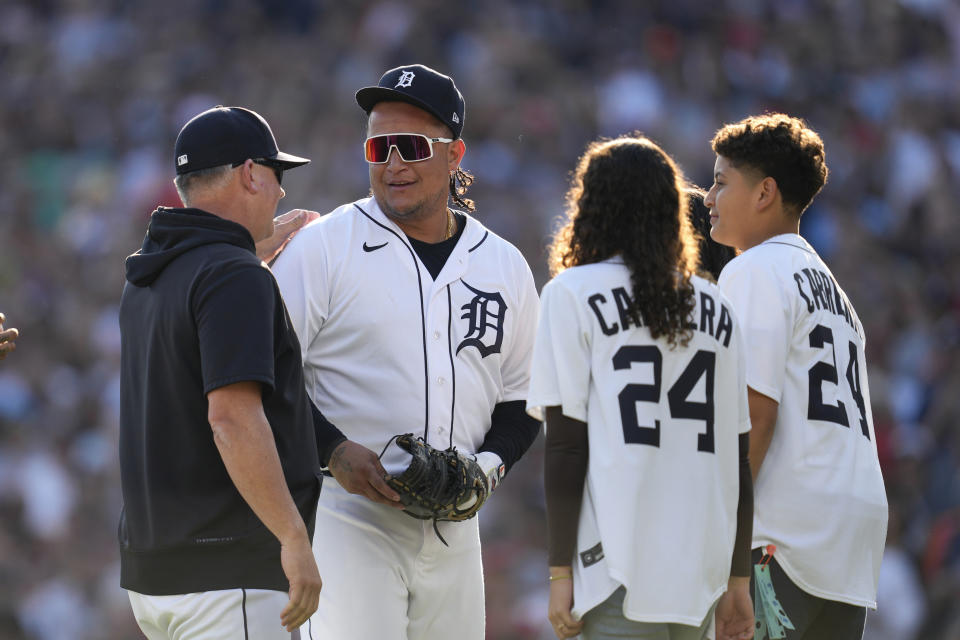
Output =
[
  {"x1": 327, "y1": 440, "x2": 403, "y2": 508},
  {"x1": 279, "y1": 535, "x2": 322, "y2": 632}
]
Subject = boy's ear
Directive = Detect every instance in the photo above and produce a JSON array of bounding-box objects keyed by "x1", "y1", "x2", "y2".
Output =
[{"x1": 757, "y1": 176, "x2": 778, "y2": 210}]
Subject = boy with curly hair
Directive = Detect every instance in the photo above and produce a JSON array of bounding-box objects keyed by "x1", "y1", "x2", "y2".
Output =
[{"x1": 705, "y1": 113, "x2": 888, "y2": 638}]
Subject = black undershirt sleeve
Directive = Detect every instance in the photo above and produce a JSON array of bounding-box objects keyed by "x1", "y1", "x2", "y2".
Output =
[
  {"x1": 477, "y1": 399, "x2": 541, "y2": 473},
  {"x1": 731, "y1": 432, "x2": 754, "y2": 577},
  {"x1": 543, "y1": 406, "x2": 588, "y2": 567},
  {"x1": 310, "y1": 400, "x2": 347, "y2": 467}
]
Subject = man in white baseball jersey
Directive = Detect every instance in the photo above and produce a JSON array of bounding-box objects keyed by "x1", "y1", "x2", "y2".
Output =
[
  {"x1": 527, "y1": 135, "x2": 755, "y2": 640},
  {"x1": 705, "y1": 113, "x2": 888, "y2": 638},
  {"x1": 271, "y1": 64, "x2": 541, "y2": 640}
]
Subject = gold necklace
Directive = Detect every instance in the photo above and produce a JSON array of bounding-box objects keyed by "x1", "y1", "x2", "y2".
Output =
[{"x1": 444, "y1": 208, "x2": 456, "y2": 240}]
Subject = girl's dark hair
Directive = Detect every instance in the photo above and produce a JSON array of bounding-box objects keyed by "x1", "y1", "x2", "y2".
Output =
[
  {"x1": 549, "y1": 135, "x2": 699, "y2": 348},
  {"x1": 686, "y1": 187, "x2": 738, "y2": 281}
]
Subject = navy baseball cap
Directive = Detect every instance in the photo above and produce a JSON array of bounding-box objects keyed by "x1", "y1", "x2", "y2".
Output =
[
  {"x1": 356, "y1": 64, "x2": 465, "y2": 139},
  {"x1": 174, "y1": 106, "x2": 310, "y2": 175}
]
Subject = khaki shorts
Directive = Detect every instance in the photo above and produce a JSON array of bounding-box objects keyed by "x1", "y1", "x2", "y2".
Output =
[{"x1": 581, "y1": 585, "x2": 717, "y2": 640}]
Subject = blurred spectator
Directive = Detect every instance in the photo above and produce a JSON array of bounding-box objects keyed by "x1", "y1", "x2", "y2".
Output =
[
  {"x1": 1, "y1": 0, "x2": 958, "y2": 637},
  {"x1": 865, "y1": 506, "x2": 927, "y2": 640}
]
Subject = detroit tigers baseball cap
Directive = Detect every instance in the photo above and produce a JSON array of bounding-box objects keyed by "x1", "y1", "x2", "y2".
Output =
[
  {"x1": 356, "y1": 64, "x2": 465, "y2": 139},
  {"x1": 173, "y1": 106, "x2": 310, "y2": 175}
]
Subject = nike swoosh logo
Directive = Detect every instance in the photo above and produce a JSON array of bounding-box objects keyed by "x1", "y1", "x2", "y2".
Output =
[{"x1": 363, "y1": 241, "x2": 388, "y2": 252}]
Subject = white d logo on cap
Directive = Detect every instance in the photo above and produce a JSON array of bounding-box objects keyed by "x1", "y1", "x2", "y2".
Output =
[{"x1": 395, "y1": 71, "x2": 415, "y2": 88}]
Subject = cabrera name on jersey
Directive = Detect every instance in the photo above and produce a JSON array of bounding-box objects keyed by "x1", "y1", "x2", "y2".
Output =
[{"x1": 527, "y1": 259, "x2": 750, "y2": 625}]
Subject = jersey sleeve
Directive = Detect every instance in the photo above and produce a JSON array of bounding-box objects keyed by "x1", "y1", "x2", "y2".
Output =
[
  {"x1": 270, "y1": 223, "x2": 329, "y2": 362},
  {"x1": 499, "y1": 256, "x2": 540, "y2": 403},
  {"x1": 526, "y1": 276, "x2": 592, "y2": 423},
  {"x1": 194, "y1": 263, "x2": 276, "y2": 394},
  {"x1": 718, "y1": 255, "x2": 792, "y2": 403}
]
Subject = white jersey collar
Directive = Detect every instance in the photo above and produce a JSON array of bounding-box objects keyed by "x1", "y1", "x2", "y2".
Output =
[
  {"x1": 354, "y1": 196, "x2": 487, "y2": 288},
  {"x1": 757, "y1": 233, "x2": 813, "y2": 252},
  {"x1": 355, "y1": 196, "x2": 484, "y2": 247}
]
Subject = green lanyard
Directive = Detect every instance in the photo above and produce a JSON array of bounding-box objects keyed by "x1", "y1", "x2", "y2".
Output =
[{"x1": 753, "y1": 545, "x2": 796, "y2": 640}]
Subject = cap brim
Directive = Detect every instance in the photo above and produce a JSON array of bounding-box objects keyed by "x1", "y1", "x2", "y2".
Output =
[
  {"x1": 356, "y1": 87, "x2": 453, "y2": 136},
  {"x1": 271, "y1": 150, "x2": 311, "y2": 169}
]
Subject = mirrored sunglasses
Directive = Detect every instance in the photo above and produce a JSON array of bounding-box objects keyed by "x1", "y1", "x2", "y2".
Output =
[{"x1": 364, "y1": 133, "x2": 454, "y2": 164}]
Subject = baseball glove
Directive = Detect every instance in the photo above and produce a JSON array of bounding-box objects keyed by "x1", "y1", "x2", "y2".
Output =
[{"x1": 385, "y1": 434, "x2": 489, "y2": 543}]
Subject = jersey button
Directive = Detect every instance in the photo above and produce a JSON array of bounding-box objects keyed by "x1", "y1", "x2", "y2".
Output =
[
  {"x1": 437, "y1": 377, "x2": 445, "y2": 385},
  {"x1": 433, "y1": 331, "x2": 441, "y2": 340}
]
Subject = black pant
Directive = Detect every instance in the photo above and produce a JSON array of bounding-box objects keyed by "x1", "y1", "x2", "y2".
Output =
[{"x1": 750, "y1": 548, "x2": 866, "y2": 640}]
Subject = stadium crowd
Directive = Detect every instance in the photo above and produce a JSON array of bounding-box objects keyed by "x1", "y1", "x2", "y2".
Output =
[{"x1": 0, "y1": 0, "x2": 958, "y2": 637}]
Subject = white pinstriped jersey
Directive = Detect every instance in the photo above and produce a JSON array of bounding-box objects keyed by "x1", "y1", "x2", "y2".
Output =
[
  {"x1": 527, "y1": 259, "x2": 750, "y2": 625},
  {"x1": 718, "y1": 233, "x2": 887, "y2": 608},
  {"x1": 271, "y1": 196, "x2": 539, "y2": 474}
]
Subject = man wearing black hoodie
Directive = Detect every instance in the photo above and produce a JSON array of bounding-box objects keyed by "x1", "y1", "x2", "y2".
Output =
[{"x1": 118, "y1": 106, "x2": 352, "y2": 639}]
